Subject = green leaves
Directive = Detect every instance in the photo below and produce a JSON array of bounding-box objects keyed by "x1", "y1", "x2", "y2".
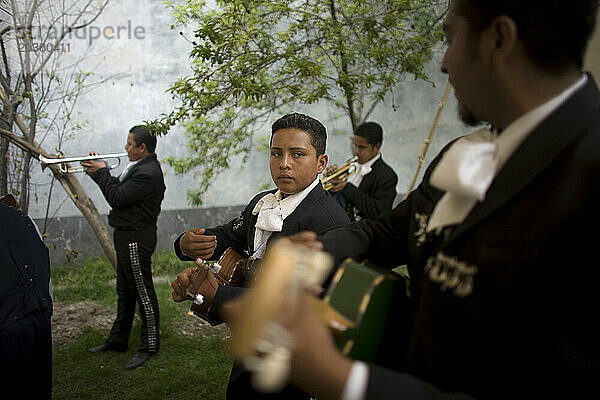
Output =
[{"x1": 155, "y1": 0, "x2": 445, "y2": 204}]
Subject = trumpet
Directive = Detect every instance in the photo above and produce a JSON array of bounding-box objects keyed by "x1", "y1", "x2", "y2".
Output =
[
  {"x1": 321, "y1": 156, "x2": 358, "y2": 191},
  {"x1": 39, "y1": 152, "x2": 128, "y2": 174}
]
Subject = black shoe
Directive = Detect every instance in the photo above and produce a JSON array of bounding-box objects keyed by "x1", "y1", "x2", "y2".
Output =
[
  {"x1": 88, "y1": 342, "x2": 126, "y2": 353},
  {"x1": 125, "y1": 351, "x2": 151, "y2": 369}
]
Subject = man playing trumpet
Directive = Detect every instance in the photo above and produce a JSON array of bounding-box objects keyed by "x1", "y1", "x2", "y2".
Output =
[
  {"x1": 83, "y1": 125, "x2": 165, "y2": 370},
  {"x1": 325, "y1": 122, "x2": 398, "y2": 221}
]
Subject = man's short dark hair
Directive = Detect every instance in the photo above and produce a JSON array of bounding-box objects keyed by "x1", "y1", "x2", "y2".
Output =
[
  {"x1": 354, "y1": 121, "x2": 383, "y2": 146},
  {"x1": 271, "y1": 113, "x2": 327, "y2": 156},
  {"x1": 455, "y1": 0, "x2": 599, "y2": 72},
  {"x1": 129, "y1": 125, "x2": 157, "y2": 153}
]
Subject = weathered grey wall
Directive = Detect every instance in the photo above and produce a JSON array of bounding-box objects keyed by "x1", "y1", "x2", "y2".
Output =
[
  {"x1": 37, "y1": 205, "x2": 243, "y2": 266},
  {"x1": 29, "y1": 2, "x2": 600, "y2": 266},
  {"x1": 27, "y1": 0, "x2": 464, "y2": 222},
  {"x1": 22, "y1": 0, "x2": 467, "y2": 266}
]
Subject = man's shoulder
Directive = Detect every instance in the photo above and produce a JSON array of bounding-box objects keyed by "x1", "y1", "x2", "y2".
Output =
[
  {"x1": 137, "y1": 154, "x2": 162, "y2": 171},
  {"x1": 0, "y1": 204, "x2": 45, "y2": 249},
  {"x1": 131, "y1": 155, "x2": 165, "y2": 181},
  {"x1": 0, "y1": 203, "x2": 28, "y2": 230},
  {"x1": 373, "y1": 156, "x2": 398, "y2": 180}
]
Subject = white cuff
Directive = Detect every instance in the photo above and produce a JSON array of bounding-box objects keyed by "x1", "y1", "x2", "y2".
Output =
[{"x1": 339, "y1": 361, "x2": 369, "y2": 400}]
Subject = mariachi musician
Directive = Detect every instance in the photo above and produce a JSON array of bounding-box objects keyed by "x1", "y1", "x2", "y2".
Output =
[
  {"x1": 83, "y1": 125, "x2": 165, "y2": 370},
  {"x1": 325, "y1": 121, "x2": 398, "y2": 222},
  {"x1": 171, "y1": 113, "x2": 349, "y2": 400}
]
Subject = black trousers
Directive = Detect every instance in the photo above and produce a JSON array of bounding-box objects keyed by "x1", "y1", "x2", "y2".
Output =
[
  {"x1": 107, "y1": 227, "x2": 160, "y2": 353},
  {"x1": 0, "y1": 310, "x2": 52, "y2": 399}
]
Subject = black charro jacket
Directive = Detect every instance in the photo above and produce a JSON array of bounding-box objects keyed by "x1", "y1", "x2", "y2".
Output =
[
  {"x1": 0, "y1": 203, "x2": 52, "y2": 331},
  {"x1": 340, "y1": 155, "x2": 398, "y2": 221},
  {"x1": 91, "y1": 153, "x2": 165, "y2": 230},
  {"x1": 318, "y1": 75, "x2": 600, "y2": 399}
]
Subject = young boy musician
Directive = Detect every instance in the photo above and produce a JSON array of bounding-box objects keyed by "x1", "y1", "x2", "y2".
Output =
[
  {"x1": 171, "y1": 112, "x2": 349, "y2": 400},
  {"x1": 326, "y1": 121, "x2": 398, "y2": 221}
]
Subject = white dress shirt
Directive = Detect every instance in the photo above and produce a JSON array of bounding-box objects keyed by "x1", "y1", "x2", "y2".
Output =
[{"x1": 119, "y1": 160, "x2": 139, "y2": 182}]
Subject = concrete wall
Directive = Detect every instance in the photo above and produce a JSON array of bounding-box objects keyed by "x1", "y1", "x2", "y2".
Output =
[
  {"x1": 37, "y1": 205, "x2": 243, "y2": 266},
  {"x1": 30, "y1": 3, "x2": 600, "y2": 267},
  {"x1": 26, "y1": 0, "x2": 465, "y2": 221},
  {"x1": 25, "y1": 1, "x2": 464, "y2": 266},
  {"x1": 584, "y1": 7, "x2": 600, "y2": 82}
]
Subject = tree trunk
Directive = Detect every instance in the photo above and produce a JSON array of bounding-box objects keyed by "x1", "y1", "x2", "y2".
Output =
[
  {"x1": 55, "y1": 172, "x2": 117, "y2": 269},
  {"x1": 0, "y1": 107, "x2": 11, "y2": 196},
  {"x1": 0, "y1": 132, "x2": 8, "y2": 196}
]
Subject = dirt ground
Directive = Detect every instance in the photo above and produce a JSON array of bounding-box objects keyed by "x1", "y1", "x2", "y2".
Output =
[{"x1": 51, "y1": 301, "x2": 229, "y2": 347}]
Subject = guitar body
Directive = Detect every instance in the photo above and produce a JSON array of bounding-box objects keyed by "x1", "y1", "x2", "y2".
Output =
[
  {"x1": 212, "y1": 247, "x2": 248, "y2": 286},
  {"x1": 323, "y1": 258, "x2": 410, "y2": 363},
  {"x1": 186, "y1": 247, "x2": 254, "y2": 322}
]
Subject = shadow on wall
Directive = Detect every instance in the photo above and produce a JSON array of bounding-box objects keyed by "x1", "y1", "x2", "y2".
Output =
[{"x1": 38, "y1": 206, "x2": 244, "y2": 266}]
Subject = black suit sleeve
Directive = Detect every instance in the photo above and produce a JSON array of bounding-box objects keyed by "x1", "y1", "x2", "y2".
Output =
[
  {"x1": 173, "y1": 200, "x2": 256, "y2": 262},
  {"x1": 365, "y1": 364, "x2": 476, "y2": 400},
  {"x1": 318, "y1": 152, "x2": 445, "y2": 269},
  {"x1": 91, "y1": 166, "x2": 155, "y2": 209},
  {"x1": 340, "y1": 166, "x2": 397, "y2": 220},
  {"x1": 173, "y1": 232, "x2": 193, "y2": 261}
]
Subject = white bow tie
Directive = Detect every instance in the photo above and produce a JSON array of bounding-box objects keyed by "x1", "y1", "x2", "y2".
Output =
[
  {"x1": 427, "y1": 128, "x2": 498, "y2": 232},
  {"x1": 252, "y1": 193, "x2": 283, "y2": 258},
  {"x1": 347, "y1": 162, "x2": 372, "y2": 186},
  {"x1": 429, "y1": 129, "x2": 498, "y2": 201}
]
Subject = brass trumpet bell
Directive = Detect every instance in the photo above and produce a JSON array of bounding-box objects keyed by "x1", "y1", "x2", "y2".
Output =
[
  {"x1": 39, "y1": 152, "x2": 128, "y2": 174},
  {"x1": 321, "y1": 156, "x2": 358, "y2": 191}
]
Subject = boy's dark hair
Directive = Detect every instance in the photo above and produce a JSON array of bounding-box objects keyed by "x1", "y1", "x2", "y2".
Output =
[
  {"x1": 354, "y1": 121, "x2": 383, "y2": 146},
  {"x1": 271, "y1": 113, "x2": 327, "y2": 156},
  {"x1": 129, "y1": 125, "x2": 157, "y2": 153},
  {"x1": 455, "y1": 0, "x2": 599, "y2": 73}
]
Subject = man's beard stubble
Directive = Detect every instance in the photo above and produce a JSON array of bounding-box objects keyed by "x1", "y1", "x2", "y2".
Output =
[{"x1": 458, "y1": 103, "x2": 483, "y2": 127}]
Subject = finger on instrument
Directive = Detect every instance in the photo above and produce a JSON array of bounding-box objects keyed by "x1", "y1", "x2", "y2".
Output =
[
  {"x1": 171, "y1": 280, "x2": 185, "y2": 302},
  {"x1": 188, "y1": 227, "x2": 207, "y2": 236},
  {"x1": 171, "y1": 289, "x2": 186, "y2": 302}
]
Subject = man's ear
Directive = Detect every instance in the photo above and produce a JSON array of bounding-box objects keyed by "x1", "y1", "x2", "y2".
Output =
[
  {"x1": 374, "y1": 143, "x2": 382, "y2": 153},
  {"x1": 483, "y1": 15, "x2": 519, "y2": 67},
  {"x1": 138, "y1": 142, "x2": 147, "y2": 154},
  {"x1": 316, "y1": 154, "x2": 328, "y2": 174}
]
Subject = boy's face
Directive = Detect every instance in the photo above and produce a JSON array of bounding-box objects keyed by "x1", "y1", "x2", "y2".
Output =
[{"x1": 270, "y1": 128, "x2": 327, "y2": 196}]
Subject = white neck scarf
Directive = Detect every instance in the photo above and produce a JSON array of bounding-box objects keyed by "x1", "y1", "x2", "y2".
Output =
[
  {"x1": 427, "y1": 74, "x2": 587, "y2": 233},
  {"x1": 427, "y1": 128, "x2": 498, "y2": 232},
  {"x1": 347, "y1": 152, "x2": 380, "y2": 187},
  {"x1": 251, "y1": 178, "x2": 320, "y2": 258}
]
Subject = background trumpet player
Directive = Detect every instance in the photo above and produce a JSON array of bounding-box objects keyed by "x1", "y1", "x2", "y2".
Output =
[
  {"x1": 325, "y1": 121, "x2": 398, "y2": 221},
  {"x1": 82, "y1": 125, "x2": 165, "y2": 370}
]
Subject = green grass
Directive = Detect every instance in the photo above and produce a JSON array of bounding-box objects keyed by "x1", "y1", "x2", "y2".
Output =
[{"x1": 51, "y1": 252, "x2": 233, "y2": 399}]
